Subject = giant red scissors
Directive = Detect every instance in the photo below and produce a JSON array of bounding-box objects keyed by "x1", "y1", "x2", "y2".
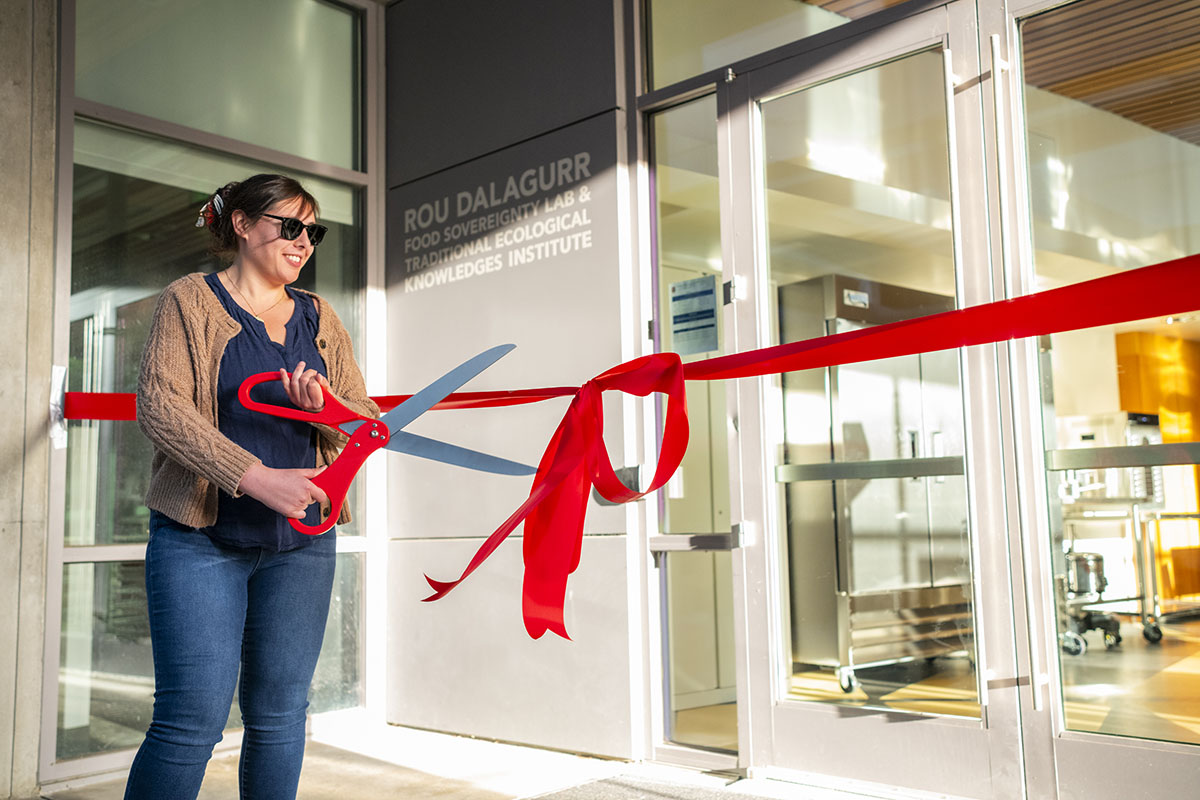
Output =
[{"x1": 238, "y1": 344, "x2": 534, "y2": 535}]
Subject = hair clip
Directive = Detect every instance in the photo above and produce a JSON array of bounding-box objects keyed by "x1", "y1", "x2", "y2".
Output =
[{"x1": 194, "y1": 193, "x2": 226, "y2": 228}]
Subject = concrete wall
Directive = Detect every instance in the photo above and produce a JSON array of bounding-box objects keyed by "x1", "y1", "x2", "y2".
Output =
[
  {"x1": 383, "y1": 0, "x2": 640, "y2": 757},
  {"x1": 0, "y1": 0, "x2": 58, "y2": 796}
]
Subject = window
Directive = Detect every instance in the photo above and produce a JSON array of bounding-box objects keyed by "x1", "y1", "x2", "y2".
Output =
[
  {"x1": 1021, "y1": 0, "x2": 1200, "y2": 746},
  {"x1": 75, "y1": 0, "x2": 361, "y2": 169},
  {"x1": 761, "y1": 51, "x2": 977, "y2": 715},
  {"x1": 52, "y1": 0, "x2": 373, "y2": 770}
]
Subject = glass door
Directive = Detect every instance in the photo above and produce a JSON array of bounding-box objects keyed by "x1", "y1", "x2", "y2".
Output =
[
  {"x1": 992, "y1": 0, "x2": 1200, "y2": 796},
  {"x1": 720, "y1": 2, "x2": 1027, "y2": 796},
  {"x1": 648, "y1": 95, "x2": 741, "y2": 765}
]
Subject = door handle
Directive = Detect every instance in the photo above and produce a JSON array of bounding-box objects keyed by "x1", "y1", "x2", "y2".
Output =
[{"x1": 648, "y1": 524, "x2": 743, "y2": 553}]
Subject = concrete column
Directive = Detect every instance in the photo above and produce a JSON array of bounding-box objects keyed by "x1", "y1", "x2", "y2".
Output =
[{"x1": 0, "y1": 0, "x2": 59, "y2": 796}]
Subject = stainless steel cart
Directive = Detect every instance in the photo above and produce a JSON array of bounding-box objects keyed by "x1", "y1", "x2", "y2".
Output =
[
  {"x1": 1046, "y1": 437, "x2": 1200, "y2": 653},
  {"x1": 1142, "y1": 510, "x2": 1200, "y2": 633}
]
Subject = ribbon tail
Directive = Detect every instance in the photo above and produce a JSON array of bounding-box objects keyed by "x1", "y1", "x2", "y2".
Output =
[
  {"x1": 519, "y1": 392, "x2": 594, "y2": 639},
  {"x1": 521, "y1": 461, "x2": 590, "y2": 639},
  {"x1": 420, "y1": 477, "x2": 554, "y2": 600}
]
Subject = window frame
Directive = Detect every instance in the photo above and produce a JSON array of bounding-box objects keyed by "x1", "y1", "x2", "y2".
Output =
[{"x1": 40, "y1": 0, "x2": 387, "y2": 785}]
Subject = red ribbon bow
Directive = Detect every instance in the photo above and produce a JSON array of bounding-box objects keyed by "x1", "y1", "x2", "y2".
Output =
[{"x1": 423, "y1": 353, "x2": 689, "y2": 639}]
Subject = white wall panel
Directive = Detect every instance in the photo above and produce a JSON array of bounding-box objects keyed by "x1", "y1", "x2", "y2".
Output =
[{"x1": 386, "y1": 535, "x2": 634, "y2": 758}]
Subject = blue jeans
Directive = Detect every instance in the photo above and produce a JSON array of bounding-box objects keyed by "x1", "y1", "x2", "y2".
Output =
[{"x1": 124, "y1": 512, "x2": 336, "y2": 800}]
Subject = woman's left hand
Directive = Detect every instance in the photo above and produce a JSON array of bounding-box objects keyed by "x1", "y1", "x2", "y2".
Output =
[{"x1": 281, "y1": 361, "x2": 328, "y2": 412}]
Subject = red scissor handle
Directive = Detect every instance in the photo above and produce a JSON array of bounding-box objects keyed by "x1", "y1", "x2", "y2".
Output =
[
  {"x1": 238, "y1": 371, "x2": 386, "y2": 535},
  {"x1": 293, "y1": 418, "x2": 389, "y2": 535},
  {"x1": 238, "y1": 371, "x2": 367, "y2": 429}
]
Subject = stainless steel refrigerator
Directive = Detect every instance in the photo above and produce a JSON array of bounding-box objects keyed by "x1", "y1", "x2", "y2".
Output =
[{"x1": 777, "y1": 275, "x2": 973, "y2": 689}]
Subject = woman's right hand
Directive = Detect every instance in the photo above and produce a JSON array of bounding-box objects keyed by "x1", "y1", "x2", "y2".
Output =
[{"x1": 237, "y1": 462, "x2": 330, "y2": 519}]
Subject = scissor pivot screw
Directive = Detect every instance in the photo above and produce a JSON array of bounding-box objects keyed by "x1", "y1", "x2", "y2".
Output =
[{"x1": 370, "y1": 430, "x2": 380, "y2": 438}]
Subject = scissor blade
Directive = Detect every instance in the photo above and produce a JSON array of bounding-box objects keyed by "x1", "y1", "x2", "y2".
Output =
[
  {"x1": 380, "y1": 344, "x2": 516, "y2": 434},
  {"x1": 386, "y1": 430, "x2": 535, "y2": 476}
]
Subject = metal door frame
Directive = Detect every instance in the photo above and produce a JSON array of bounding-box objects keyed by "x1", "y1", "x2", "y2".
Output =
[{"x1": 715, "y1": 3, "x2": 1031, "y2": 796}]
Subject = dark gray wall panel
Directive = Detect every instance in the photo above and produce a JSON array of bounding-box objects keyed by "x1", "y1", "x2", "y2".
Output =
[{"x1": 386, "y1": 0, "x2": 618, "y2": 187}]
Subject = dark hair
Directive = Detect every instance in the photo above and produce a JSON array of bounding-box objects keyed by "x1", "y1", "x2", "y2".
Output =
[{"x1": 202, "y1": 174, "x2": 320, "y2": 263}]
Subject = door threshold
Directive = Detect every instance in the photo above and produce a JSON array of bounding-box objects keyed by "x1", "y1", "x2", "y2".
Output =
[{"x1": 652, "y1": 742, "x2": 740, "y2": 772}]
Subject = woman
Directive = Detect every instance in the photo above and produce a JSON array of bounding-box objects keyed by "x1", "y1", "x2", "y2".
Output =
[{"x1": 128, "y1": 174, "x2": 378, "y2": 800}]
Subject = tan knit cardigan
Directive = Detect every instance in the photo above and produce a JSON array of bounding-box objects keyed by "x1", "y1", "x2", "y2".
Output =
[{"x1": 136, "y1": 272, "x2": 379, "y2": 528}]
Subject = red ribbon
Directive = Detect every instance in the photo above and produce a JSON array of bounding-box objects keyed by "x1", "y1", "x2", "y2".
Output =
[
  {"x1": 64, "y1": 392, "x2": 137, "y2": 421},
  {"x1": 64, "y1": 253, "x2": 1200, "y2": 639},
  {"x1": 685, "y1": 254, "x2": 1200, "y2": 381}
]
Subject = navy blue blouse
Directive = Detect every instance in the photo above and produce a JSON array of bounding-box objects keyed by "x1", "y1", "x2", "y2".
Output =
[{"x1": 202, "y1": 272, "x2": 328, "y2": 551}]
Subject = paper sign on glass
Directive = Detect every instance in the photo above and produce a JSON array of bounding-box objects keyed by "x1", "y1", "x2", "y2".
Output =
[{"x1": 669, "y1": 274, "x2": 719, "y2": 356}]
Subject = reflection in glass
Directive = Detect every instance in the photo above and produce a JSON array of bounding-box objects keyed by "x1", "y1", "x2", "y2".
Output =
[
  {"x1": 1021, "y1": 0, "x2": 1200, "y2": 746},
  {"x1": 663, "y1": 551, "x2": 738, "y2": 751},
  {"x1": 647, "y1": 0, "x2": 925, "y2": 90},
  {"x1": 652, "y1": 97, "x2": 738, "y2": 751},
  {"x1": 653, "y1": 96, "x2": 729, "y2": 536},
  {"x1": 75, "y1": 0, "x2": 360, "y2": 169},
  {"x1": 311, "y1": 553, "x2": 364, "y2": 713},
  {"x1": 59, "y1": 121, "x2": 368, "y2": 761},
  {"x1": 67, "y1": 120, "x2": 364, "y2": 547},
  {"x1": 58, "y1": 562, "x2": 156, "y2": 760},
  {"x1": 58, "y1": 553, "x2": 364, "y2": 761},
  {"x1": 763, "y1": 51, "x2": 978, "y2": 716}
]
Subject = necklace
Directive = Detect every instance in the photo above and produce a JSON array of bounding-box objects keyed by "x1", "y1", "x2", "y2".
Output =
[{"x1": 224, "y1": 272, "x2": 288, "y2": 321}]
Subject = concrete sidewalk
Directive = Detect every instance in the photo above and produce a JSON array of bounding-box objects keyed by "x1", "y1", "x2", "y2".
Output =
[
  {"x1": 43, "y1": 741, "x2": 513, "y2": 800},
  {"x1": 42, "y1": 741, "x2": 886, "y2": 800},
  {"x1": 40, "y1": 718, "x2": 895, "y2": 800}
]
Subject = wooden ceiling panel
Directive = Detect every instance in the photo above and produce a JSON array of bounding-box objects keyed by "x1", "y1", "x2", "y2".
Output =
[{"x1": 1022, "y1": 0, "x2": 1200, "y2": 146}]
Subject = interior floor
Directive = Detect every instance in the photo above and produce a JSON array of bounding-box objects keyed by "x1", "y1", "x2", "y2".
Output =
[
  {"x1": 789, "y1": 656, "x2": 980, "y2": 718},
  {"x1": 1061, "y1": 617, "x2": 1200, "y2": 743},
  {"x1": 773, "y1": 615, "x2": 1200, "y2": 746},
  {"x1": 673, "y1": 703, "x2": 738, "y2": 752}
]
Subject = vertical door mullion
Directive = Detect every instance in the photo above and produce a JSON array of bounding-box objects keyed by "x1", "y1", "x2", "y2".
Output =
[
  {"x1": 941, "y1": 1, "x2": 1035, "y2": 795},
  {"x1": 979, "y1": 5, "x2": 1063, "y2": 797},
  {"x1": 716, "y1": 70, "x2": 779, "y2": 771}
]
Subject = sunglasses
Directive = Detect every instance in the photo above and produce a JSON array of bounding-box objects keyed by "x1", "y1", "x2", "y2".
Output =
[{"x1": 261, "y1": 213, "x2": 328, "y2": 246}]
